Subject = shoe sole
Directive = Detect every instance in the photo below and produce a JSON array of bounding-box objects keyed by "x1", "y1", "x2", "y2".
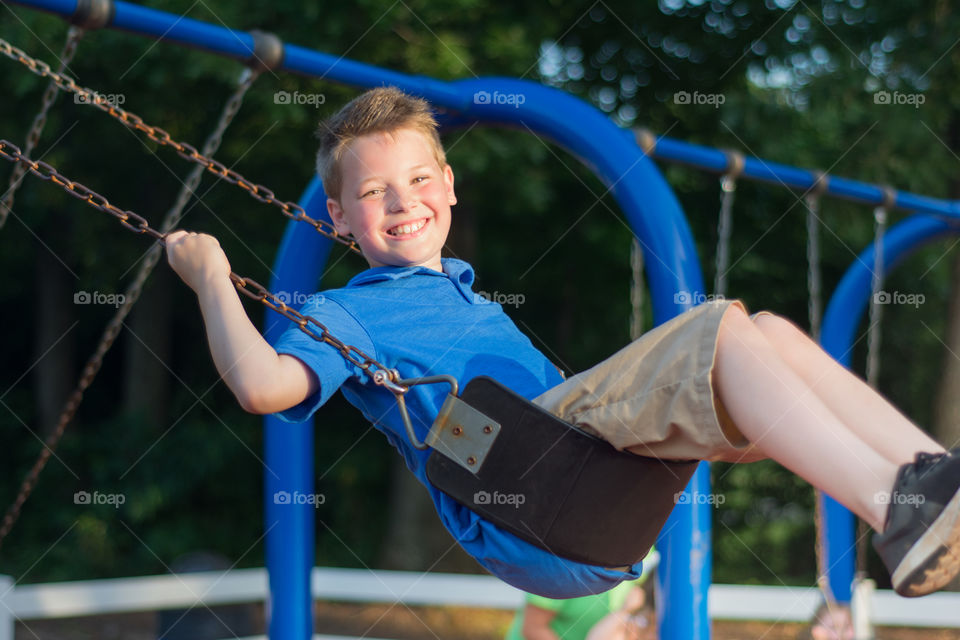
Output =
[{"x1": 891, "y1": 486, "x2": 960, "y2": 597}]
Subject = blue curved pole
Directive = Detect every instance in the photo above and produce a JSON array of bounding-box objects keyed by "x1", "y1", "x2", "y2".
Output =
[
  {"x1": 819, "y1": 214, "x2": 957, "y2": 603},
  {"x1": 263, "y1": 178, "x2": 335, "y2": 640}
]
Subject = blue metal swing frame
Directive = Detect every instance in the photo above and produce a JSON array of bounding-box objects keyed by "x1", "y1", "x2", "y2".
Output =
[{"x1": 9, "y1": 1, "x2": 960, "y2": 637}]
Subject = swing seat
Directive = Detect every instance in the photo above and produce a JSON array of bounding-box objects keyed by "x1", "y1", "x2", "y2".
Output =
[{"x1": 425, "y1": 376, "x2": 699, "y2": 568}]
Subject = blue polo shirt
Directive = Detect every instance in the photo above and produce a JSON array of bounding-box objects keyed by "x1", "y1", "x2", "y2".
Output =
[{"x1": 272, "y1": 258, "x2": 642, "y2": 597}]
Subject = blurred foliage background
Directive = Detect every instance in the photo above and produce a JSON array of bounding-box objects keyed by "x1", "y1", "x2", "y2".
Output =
[{"x1": 1, "y1": 0, "x2": 959, "y2": 591}]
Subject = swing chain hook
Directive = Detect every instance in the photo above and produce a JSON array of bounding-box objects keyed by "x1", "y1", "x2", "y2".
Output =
[{"x1": 375, "y1": 373, "x2": 460, "y2": 451}]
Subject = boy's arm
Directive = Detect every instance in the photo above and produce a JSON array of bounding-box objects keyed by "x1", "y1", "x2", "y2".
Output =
[{"x1": 165, "y1": 230, "x2": 318, "y2": 414}]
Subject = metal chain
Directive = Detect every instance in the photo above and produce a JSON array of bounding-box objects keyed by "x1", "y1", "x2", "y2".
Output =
[
  {"x1": 859, "y1": 197, "x2": 893, "y2": 579},
  {"x1": 0, "y1": 70, "x2": 259, "y2": 549},
  {"x1": 714, "y1": 151, "x2": 743, "y2": 298},
  {"x1": 0, "y1": 140, "x2": 401, "y2": 549},
  {"x1": 630, "y1": 237, "x2": 644, "y2": 341},
  {"x1": 813, "y1": 494, "x2": 838, "y2": 609},
  {"x1": 805, "y1": 193, "x2": 823, "y2": 341},
  {"x1": 714, "y1": 174, "x2": 736, "y2": 297},
  {"x1": 866, "y1": 205, "x2": 887, "y2": 389},
  {"x1": 0, "y1": 35, "x2": 361, "y2": 255},
  {"x1": 805, "y1": 173, "x2": 831, "y2": 609},
  {"x1": 0, "y1": 27, "x2": 85, "y2": 230}
]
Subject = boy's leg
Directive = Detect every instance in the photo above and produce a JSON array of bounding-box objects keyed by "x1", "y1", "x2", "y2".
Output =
[
  {"x1": 750, "y1": 312, "x2": 947, "y2": 463},
  {"x1": 715, "y1": 304, "x2": 960, "y2": 597},
  {"x1": 712, "y1": 304, "x2": 897, "y2": 530}
]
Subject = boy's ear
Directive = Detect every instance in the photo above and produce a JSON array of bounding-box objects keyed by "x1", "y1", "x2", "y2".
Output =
[
  {"x1": 443, "y1": 164, "x2": 457, "y2": 206},
  {"x1": 327, "y1": 198, "x2": 352, "y2": 236}
]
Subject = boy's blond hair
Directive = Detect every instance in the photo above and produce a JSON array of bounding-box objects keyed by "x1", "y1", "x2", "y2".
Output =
[{"x1": 316, "y1": 87, "x2": 447, "y2": 200}]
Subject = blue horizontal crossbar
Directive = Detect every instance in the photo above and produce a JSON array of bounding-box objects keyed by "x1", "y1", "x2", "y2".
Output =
[{"x1": 638, "y1": 132, "x2": 960, "y2": 218}]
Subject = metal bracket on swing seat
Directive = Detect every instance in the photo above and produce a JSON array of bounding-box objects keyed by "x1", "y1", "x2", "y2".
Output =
[
  {"x1": 393, "y1": 374, "x2": 501, "y2": 474},
  {"x1": 426, "y1": 392, "x2": 501, "y2": 474}
]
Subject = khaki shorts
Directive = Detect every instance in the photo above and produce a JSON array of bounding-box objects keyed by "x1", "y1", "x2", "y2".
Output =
[{"x1": 533, "y1": 299, "x2": 765, "y2": 463}]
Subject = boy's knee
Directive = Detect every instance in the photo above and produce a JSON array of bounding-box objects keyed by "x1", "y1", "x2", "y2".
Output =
[
  {"x1": 718, "y1": 301, "x2": 751, "y2": 332},
  {"x1": 752, "y1": 312, "x2": 807, "y2": 343}
]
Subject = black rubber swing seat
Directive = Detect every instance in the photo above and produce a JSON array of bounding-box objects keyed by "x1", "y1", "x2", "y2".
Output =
[{"x1": 425, "y1": 376, "x2": 699, "y2": 568}]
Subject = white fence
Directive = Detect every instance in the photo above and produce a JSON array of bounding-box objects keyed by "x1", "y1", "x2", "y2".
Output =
[{"x1": 2, "y1": 567, "x2": 959, "y2": 640}]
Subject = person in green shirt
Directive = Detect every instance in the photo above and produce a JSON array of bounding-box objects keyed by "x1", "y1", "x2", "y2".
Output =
[{"x1": 505, "y1": 557, "x2": 654, "y2": 640}]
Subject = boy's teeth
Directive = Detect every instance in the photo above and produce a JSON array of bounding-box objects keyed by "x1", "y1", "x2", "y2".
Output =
[{"x1": 388, "y1": 219, "x2": 426, "y2": 236}]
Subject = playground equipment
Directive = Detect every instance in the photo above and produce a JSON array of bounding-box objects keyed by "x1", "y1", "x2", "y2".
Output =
[{"x1": 3, "y1": 1, "x2": 959, "y2": 638}]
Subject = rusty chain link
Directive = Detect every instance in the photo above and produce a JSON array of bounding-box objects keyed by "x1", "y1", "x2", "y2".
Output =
[
  {"x1": 0, "y1": 140, "x2": 401, "y2": 550},
  {"x1": 0, "y1": 27, "x2": 85, "y2": 231},
  {"x1": 0, "y1": 35, "x2": 361, "y2": 255}
]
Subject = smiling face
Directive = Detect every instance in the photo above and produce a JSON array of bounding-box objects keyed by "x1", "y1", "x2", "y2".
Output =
[{"x1": 327, "y1": 127, "x2": 456, "y2": 272}]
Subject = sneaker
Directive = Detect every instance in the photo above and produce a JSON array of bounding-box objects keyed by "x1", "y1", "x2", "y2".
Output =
[{"x1": 873, "y1": 451, "x2": 960, "y2": 597}]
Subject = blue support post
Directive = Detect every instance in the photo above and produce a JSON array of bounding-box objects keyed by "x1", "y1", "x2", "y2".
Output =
[
  {"x1": 819, "y1": 214, "x2": 957, "y2": 602},
  {"x1": 263, "y1": 178, "x2": 335, "y2": 639}
]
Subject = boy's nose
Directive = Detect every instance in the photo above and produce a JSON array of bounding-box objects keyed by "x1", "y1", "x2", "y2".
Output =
[{"x1": 388, "y1": 189, "x2": 416, "y2": 213}]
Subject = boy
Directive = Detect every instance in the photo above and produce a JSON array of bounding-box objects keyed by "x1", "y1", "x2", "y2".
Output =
[{"x1": 166, "y1": 87, "x2": 960, "y2": 599}]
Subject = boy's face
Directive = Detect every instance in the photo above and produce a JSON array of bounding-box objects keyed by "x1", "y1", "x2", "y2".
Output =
[{"x1": 328, "y1": 128, "x2": 456, "y2": 272}]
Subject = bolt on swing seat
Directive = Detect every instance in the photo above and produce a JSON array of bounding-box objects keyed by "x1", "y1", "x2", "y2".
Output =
[{"x1": 394, "y1": 374, "x2": 699, "y2": 568}]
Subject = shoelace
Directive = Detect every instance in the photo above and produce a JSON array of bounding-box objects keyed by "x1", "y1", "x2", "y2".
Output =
[{"x1": 914, "y1": 451, "x2": 949, "y2": 471}]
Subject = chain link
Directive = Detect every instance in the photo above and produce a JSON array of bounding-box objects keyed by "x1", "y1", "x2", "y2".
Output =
[
  {"x1": 0, "y1": 27, "x2": 85, "y2": 231},
  {"x1": 0, "y1": 35, "x2": 361, "y2": 255}
]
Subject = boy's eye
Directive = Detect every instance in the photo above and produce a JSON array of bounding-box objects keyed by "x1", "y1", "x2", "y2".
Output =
[
  {"x1": 361, "y1": 188, "x2": 383, "y2": 198},
  {"x1": 413, "y1": 175, "x2": 428, "y2": 184}
]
